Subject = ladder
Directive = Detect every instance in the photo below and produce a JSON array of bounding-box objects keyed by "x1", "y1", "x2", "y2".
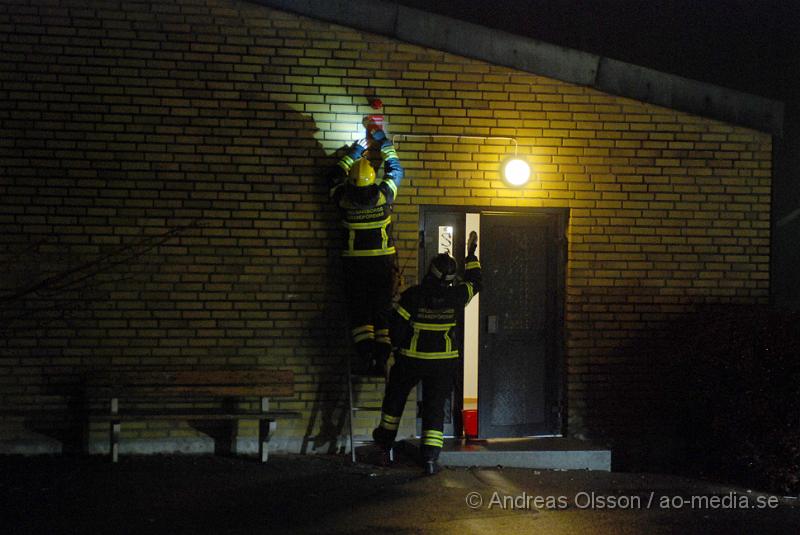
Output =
[{"x1": 346, "y1": 362, "x2": 394, "y2": 464}]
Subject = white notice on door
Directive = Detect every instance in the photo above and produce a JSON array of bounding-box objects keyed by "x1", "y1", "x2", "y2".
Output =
[{"x1": 438, "y1": 226, "x2": 453, "y2": 255}]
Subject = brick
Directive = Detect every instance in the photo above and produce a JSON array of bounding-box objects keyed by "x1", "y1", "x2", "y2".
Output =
[{"x1": 0, "y1": 0, "x2": 773, "y2": 450}]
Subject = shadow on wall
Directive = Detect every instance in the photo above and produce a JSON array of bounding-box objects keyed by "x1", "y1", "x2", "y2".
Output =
[
  {"x1": 580, "y1": 304, "x2": 728, "y2": 472},
  {"x1": 583, "y1": 303, "x2": 800, "y2": 493},
  {"x1": 0, "y1": 227, "x2": 197, "y2": 453},
  {"x1": 0, "y1": 100, "x2": 358, "y2": 455},
  {"x1": 267, "y1": 103, "x2": 355, "y2": 455},
  {"x1": 579, "y1": 311, "x2": 696, "y2": 472},
  {"x1": 296, "y1": 109, "x2": 372, "y2": 455}
]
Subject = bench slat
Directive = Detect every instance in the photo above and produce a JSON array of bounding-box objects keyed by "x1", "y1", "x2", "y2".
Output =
[
  {"x1": 84, "y1": 368, "x2": 298, "y2": 464},
  {"x1": 89, "y1": 385, "x2": 294, "y2": 397},
  {"x1": 87, "y1": 369, "x2": 293, "y2": 388},
  {"x1": 91, "y1": 410, "x2": 301, "y2": 421}
]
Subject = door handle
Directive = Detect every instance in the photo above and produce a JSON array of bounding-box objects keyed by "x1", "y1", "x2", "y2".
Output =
[{"x1": 487, "y1": 315, "x2": 498, "y2": 334}]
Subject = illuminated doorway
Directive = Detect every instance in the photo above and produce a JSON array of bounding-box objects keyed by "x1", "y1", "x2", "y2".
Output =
[{"x1": 417, "y1": 207, "x2": 566, "y2": 439}]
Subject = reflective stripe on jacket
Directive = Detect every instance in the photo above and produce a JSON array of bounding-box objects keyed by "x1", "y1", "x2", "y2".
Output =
[
  {"x1": 329, "y1": 140, "x2": 404, "y2": 257},
  {"x1": 391, "y1": 256, "x2": 482, "y2": 359}
]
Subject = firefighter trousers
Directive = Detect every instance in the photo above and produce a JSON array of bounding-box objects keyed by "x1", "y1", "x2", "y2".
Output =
[
  {"x1": 374, "y1": 356, "x2": 457, "y2": 460},
  {"x1": 342, "y1": 255, "x2": 398, "y2": 366}
]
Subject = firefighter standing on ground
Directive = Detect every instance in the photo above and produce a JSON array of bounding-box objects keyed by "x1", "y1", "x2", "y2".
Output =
[
  {"x1": 328, "y1": 130, "x2": 404, "y2": 376},
  {"x1": 373, "y1": 231, "x2": 482, "y2": 474}
]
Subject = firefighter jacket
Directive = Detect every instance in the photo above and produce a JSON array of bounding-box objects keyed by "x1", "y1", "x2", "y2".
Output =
[
  {"x1": 391, "y1": 255, "x2": 482, "y2": 359},
  {"x1": 329, "y1": 139, "x2": 404, "y2": 257}
]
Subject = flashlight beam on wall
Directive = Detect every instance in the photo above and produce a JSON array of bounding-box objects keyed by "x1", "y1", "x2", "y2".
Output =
[{"x1": 391, "y1": 134, "x2": 531, "y2": 187}]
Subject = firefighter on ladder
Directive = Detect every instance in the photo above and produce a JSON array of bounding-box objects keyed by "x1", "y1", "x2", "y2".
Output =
[
  {"x1": 373, "y1": 231, "x2": 482, "y2": 474},
  {"x1": 328, "y1": 128, "x2": 404, "y2": 376}
]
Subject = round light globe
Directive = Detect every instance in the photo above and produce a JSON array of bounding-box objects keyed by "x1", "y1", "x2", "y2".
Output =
[{"x1": 503, "y1": 158, "x2": 531, "y2": 187}]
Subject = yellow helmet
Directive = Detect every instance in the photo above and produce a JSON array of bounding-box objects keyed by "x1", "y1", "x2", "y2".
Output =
[{"x1": 349, "y1": 158, "x2": 376, "y2": 187}]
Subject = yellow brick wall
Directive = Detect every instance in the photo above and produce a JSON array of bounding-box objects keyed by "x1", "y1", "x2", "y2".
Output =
[{"x1": 0, "y1": 0, "x2": 771, "y2": 453}]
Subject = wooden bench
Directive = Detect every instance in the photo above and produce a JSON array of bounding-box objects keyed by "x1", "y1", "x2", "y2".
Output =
[{"x1": 85, "y1": 369, "x2": 300, "y2": 463}]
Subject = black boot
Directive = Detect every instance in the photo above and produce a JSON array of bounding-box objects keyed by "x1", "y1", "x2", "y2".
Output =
[
  {"x1": 421, "y1": 446, "x2": 441, "y2": 476},
  {"x1": 424, "y1": 459, "x2": 441, "y2": 475},
  {"x1": 379, "y1": 444, "x2": 395, "y2": 466},
  {"x1": 372, "y1": 427, "x2": 395, "y2": 466}
]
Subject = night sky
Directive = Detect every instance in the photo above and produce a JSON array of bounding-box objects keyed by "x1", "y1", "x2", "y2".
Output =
[{"x1": 387, "y1": 0, "x2": 799, "y2": 103}]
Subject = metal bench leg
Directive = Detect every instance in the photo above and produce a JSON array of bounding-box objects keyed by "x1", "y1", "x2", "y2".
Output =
[
  {"x1": 258, "y1": 397, "x2": 276, "y2": 462},
  {"x1": 110, "y1": 397, "x2": 120, "y2": 463},
  {"x1": 259, "y1": 420, "x2": 276, "y2": 462}
]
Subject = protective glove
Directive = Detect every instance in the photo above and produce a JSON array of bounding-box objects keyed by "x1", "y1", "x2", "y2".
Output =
[
  {"x1": 349, "y1": 138, "x2": 368, "y2": 159},
  {"x1": 370, "y1": 129, "x2": 387, "y2": 143},
  {"x1": 468, "y1": 231, "x2": 478, "y2": 256}
]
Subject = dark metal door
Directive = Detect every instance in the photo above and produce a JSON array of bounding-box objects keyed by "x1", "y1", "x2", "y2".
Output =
[{"x1": 478, "y1": 213, "x2": 563, "y2": 437}]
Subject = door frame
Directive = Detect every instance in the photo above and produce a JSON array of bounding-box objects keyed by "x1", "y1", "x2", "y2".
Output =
[
  {"x1": 417, "y1": 205, "x2": 569, "y2": 438},
  {"x1": 416, "y1": 208, "x2": 468, "y2": 437}
]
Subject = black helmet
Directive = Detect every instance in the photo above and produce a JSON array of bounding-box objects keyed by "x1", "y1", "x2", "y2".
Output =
[{"x1": 427, "y1": 253, "x2": 457, "y2": 285}]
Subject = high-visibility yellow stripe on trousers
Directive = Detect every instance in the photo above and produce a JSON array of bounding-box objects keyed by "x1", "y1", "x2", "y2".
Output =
[
  {"x1": 351, "y1": 325, "x2": 374, "y2": 343},
  {"x1": 422, "y1": 429, "x2": 444, "y2": 448},
  {"x1": 375, "y1": 328, "x2": 390, "y2": 345},
  {"x1": 379, "y1": 412, "x2": 400, "y2": 431}
]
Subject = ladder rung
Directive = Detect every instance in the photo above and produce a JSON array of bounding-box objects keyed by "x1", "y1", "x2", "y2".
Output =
[
  {"x1": 347, "y1": 368, "x2": 388, "y2": 463},
  {"x1": 351, "y1": 406, "x2": 382, "y2": 412},
  {"x1": 349, "y1": 375, "x2": 386, "y2": 382}
]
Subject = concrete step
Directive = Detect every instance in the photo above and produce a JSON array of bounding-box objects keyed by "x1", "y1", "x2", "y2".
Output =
[{"x1": 403, "y1": 437, "x2": 611, "y2": 471}]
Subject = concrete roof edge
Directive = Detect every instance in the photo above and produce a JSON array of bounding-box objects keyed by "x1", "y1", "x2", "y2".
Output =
[{"x1": 254, "y1": 0, "x2": 784, "y2": 136}]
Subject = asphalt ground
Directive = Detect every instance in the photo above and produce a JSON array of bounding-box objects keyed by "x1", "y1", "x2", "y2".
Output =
[{"x1": 1, "y1": 451, "x2": 799, "y2": 534}]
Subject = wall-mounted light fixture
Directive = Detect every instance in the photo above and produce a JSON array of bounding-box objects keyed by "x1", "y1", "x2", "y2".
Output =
[
  {"x1": 392, "y1": 135, "x2": 531, "y2": 187},
  {"x1": 501, "y1": 155, "x2": 531, "y2": 187}
]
